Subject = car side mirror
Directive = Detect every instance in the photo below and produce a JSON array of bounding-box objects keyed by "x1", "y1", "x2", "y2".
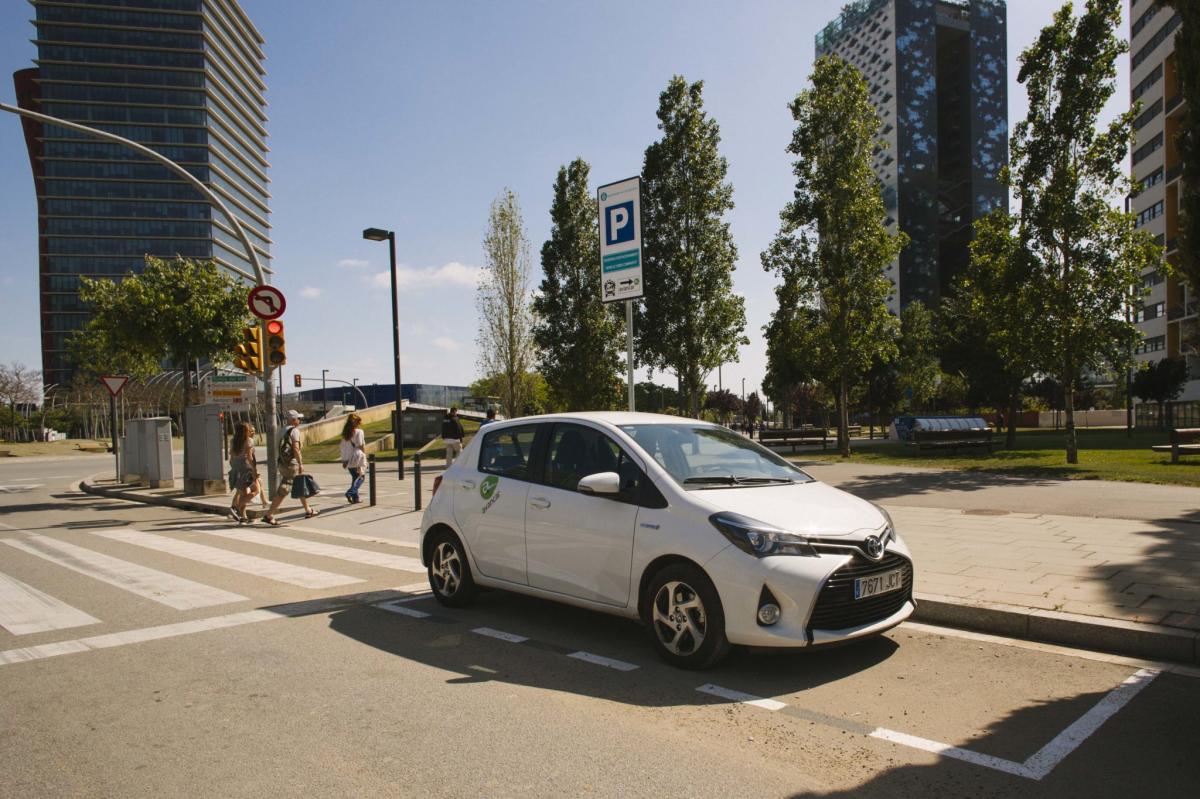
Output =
[{"x1": 577, "y1": 471, "x2": 621, "y2": 495}]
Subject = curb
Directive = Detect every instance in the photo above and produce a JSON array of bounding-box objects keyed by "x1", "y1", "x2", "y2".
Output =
[
  {"x1": 76, "y1": 478, "x2": 1200, "y2": 666},
  {"x1": 913, "y1": 592, "x2": 1199, "y2": 665}
]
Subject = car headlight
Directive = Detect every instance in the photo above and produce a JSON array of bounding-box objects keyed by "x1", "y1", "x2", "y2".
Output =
[
  {"x1": 871, "y1": 502, "x2": 896, "y2": 545},
  {"x1": 710, "y1": 512, "x2": 817, "y2": 558}
]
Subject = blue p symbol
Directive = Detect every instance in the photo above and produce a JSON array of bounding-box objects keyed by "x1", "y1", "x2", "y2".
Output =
[{"x1": 606, "y1": 201, "x2": 634, "y2": 245}]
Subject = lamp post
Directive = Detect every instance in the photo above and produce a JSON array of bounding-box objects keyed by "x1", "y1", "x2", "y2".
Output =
[
  {"x1": 362, "y1": 227, "x2": 404, "y2": 478},
  {"x1": 321, "y1": 369, "x2": 329, "y2": 417}
]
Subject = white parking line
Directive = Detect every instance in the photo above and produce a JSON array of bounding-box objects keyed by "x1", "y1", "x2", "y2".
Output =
[
  {"x1": 869, "y1": 728, "x2": 1034, "y2": 778},
  {"x1": 567, "y1": 651, "x2": 639, "y2": 672},
  {"x1": 196, "y1": 528, "x2": 425, "y2": 572},
  {"x1": 2, "y1": 537, "x2": 246, "y2": 610},
  {"x1": 695, "y1": 683, "x2": 787, "y2": 711},
  {"x1": 0, "y1": 570, "x2": 101, "y2": 635},
  {"x1": 471, "y1": 627, "x2": 529, "y2": 643},
  {"x1": 94, "y1": 528, "x2": 362, "y2": 589},
  {"x1": 375, "y1": 602, "x2": 430, "y2": 619}
]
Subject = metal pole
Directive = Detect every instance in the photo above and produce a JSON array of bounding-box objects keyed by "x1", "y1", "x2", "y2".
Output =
[
  {"x1": 389, "y1": 232, "x2": 405, "y2": 478},
  {"x1": 413, "y1": 453, "x2": 422, "y2": 511},
  {"x1": 110, "y1": 394, "x2": 119, "y2": 482},
  {"x1": 626, "y1": 300, "x2": 635, "y2": 411},
  {"x1": 368, "y1": 454, "x2": 377, "y2": 506},
  {"x1": 321, "y1": 369, "x2": 328, "y2": 417}
]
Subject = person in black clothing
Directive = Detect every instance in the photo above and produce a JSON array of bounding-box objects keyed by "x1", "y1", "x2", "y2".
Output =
[
  {"x1": 481, "y1": 407, "x2": 497, "y2": 426},
  {"x1": 442, "y1": 407, "x2": 466, "y2": 467}
]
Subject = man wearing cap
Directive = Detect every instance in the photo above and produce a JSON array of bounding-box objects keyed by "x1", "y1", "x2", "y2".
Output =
[{"x1": 263, "y1": 410, "x2": 316, "y2": 524}]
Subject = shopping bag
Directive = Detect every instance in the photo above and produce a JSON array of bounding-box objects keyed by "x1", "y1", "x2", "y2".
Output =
[{"x1": 291, "y1": 473, "x2": 321, "y2": 499}]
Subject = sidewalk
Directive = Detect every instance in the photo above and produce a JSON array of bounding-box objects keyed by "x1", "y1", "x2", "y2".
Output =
[{"x1": 80, "y1": 459, "x2": 1200, "y2": 665}]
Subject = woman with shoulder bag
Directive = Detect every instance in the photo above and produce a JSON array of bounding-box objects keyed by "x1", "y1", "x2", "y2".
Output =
[
  {"x1": 340, "y1": 413, "x2": 367, "y2": 504},
  {"x1": 227, "y1": 422, "x2": 257, "y2": 524}
]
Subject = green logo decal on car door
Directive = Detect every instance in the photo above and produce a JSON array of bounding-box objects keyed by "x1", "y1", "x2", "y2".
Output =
[{"x1": 480, "y1": 475, "x2": 499, "y2": 500}]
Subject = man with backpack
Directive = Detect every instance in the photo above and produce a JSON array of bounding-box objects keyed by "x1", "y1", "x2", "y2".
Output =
[{"x1": 263, "y1": 409, "x2": 317, "y2": 525}]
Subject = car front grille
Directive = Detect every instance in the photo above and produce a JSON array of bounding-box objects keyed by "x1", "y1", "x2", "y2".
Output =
[{"x1": 806, "y1": 552, "x2": 913, "y2": 636}]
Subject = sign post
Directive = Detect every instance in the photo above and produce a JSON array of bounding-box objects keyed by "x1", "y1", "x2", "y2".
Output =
[
  {"x1": 247, "y1": 285, "x2": 286, "y2": 493},
  {"x1": 598, "y1": 176, "x2": 643, "y2": 412},
  {"x1": 99, "y1": 375, "x2": 128, "y2": 481}
]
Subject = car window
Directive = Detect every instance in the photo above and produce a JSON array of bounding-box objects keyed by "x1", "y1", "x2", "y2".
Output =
[
  {"x1": 540, "y1": 424, "x2": 635, "y2": 496},
  {"x1": 619, "y1": 423, "x2": 811, "y2": 488},
  {"x1": 478, "y1": 424, "x2": 538, "y2": 480}
]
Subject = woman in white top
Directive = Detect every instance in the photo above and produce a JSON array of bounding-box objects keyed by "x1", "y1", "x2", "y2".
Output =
[{"x1": 339, "y1": 414, "x2": 367, "y2": 504}]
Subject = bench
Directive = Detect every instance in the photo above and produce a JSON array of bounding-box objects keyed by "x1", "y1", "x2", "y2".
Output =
[
  {"x1": 76, "y1": 443, "x2": 111, "y2": 454},
  {"x1": 1150, "y1": 428, "x2": 1200, "y2": 463},
  {"x1": 759, "y1": 427, "x2": 830, "y2": 452},
  {"x1": 908, "y1": 427, "x2": 995, "y2": 454}
]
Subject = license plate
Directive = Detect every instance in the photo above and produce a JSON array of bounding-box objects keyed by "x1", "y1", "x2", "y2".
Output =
[{"x1": 854, "y1": 568, "x2": 904, "y2": 600}]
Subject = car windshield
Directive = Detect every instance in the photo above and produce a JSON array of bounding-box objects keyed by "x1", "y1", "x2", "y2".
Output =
[{"x1": 619, "y1": 423, "x2": 812, "y2": 488}]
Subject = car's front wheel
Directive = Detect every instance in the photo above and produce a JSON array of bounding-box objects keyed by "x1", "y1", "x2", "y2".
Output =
[
  {"x1": 428, "y1": 530, "x2": 478, "y2": 608},
  {"x1": 643, "y1": 563, "x2": 730, "y2": 669}
]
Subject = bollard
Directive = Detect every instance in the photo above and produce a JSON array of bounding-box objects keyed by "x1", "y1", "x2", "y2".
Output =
[
  {"x1": 368, "y1": 453, "x2": 377, "y2": 507},
  {"x1": 413, "y1": 453, "x2": 422, "y2": 511}
]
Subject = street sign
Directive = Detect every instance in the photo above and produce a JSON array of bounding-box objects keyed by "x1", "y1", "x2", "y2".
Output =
[
  {"x1": 248, "y1": 285, "x2": 286, "y2": 320},
  {"x1": 203, "y1": 374, "x2": 256, "y2": 412},
  {"x1": 99, "y1": 375, "x2": 128, "y2": 397},
  {"x1": 597, "y1": 176, "x2": 643, "y2": 304}
]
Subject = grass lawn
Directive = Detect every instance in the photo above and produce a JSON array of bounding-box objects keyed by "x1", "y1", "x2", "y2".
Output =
[
  {"x1": 305, "y1": 417, "x2": 481, "y2": 464},
  {"x1": 0, "y1": 439, "x2": 117, "y2": 457},
  {"x1": 792, "y1": 427, "x2": 1200, "y2": 487}
]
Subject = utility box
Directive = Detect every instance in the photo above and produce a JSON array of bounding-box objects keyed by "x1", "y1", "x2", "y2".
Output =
[
  {"x1": 141, "y1": 417, "x2": 174, "y2": 488},
  {"x1": 122, "y1": 422, "x2": 144, "y2": 483},
  {"x1": 184, "y1": 404, "x2": 224, "y2": 495}
]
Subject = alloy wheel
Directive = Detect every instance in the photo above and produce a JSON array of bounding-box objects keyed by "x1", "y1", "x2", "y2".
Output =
[
  {"x1": 652, "y1": 580, "x2": 707, "y2": 656},
  {"x1": 431, "y1": 541, "x2": 462, "y2": 597}
]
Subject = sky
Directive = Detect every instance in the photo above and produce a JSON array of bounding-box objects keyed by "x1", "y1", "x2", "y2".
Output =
[{"x1": 0, "y1": 0, "x2": 1131, "y2": 401}]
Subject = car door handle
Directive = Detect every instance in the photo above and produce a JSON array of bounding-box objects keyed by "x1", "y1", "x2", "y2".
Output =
[
  {"x1": 460, "y1": 480, "x2": 475, "y2": 490},
  {"x1": 529, "y1": 496, "x2": 551, "y2": 509}
]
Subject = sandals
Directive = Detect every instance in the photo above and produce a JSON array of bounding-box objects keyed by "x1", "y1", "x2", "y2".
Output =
[
  {"x1": 262, "y1": 515, "x2": 282, "y2": 526},
  {"x1": 305, "y1": 508, "x2": 320, "y2": 518}
]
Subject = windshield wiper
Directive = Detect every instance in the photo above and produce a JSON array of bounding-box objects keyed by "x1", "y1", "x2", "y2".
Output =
[
  {"x1": 682, "y1": 475, "x2": 795, "y2": 486},
  {"x1": 683, "y1": 475, "x2": 738, "y2": 485},
  {"x1": 731, "y1": 477, "x2": 794, "y2": 484}
]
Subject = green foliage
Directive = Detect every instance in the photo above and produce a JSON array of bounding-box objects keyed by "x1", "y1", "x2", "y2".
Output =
[
  {"x1": 532, "y1": 159, "x2": 622, "y2": 412},
  {"x1": 762, "y1": 56, "x2": 907, "y2": 455},
  {"x1": 73, "y1": 256, "x2": 251, "y2": 391},
  {"x1": 896, "y1": 301, "x2": 941, "y2": 412},
  {"x1": 1010, "y1": 0, "x2": 1161, "y2": 463},
  {"x1": 634, "y1": 380, "x2": 680, "y2": 414},
  {"x1": 639, "y1": 76, "x2": 748, "y2": 417},
  {"x1": 469, "y1": 371, "x2": 551, "y2": 416},
  {"x1": 703, "y1": 389, "x2": 741, "y2": 425},
  {"x1": 1132, "y1": 357, "x2": 1189, "y2": 429}
]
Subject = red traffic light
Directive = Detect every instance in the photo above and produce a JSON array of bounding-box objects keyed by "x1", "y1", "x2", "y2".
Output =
[{"x1": 266, "y1": 319, "x2": 284, "y2": 336}]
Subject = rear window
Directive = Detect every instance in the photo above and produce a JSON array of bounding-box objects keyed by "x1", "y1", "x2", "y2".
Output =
[{"x1": 478, "y1": 424, "x2": 538, "y2": 480}]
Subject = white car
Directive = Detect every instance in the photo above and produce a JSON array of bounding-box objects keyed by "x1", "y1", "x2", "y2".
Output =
[{"x1": 419, "y1": 412, "x2": 914, "y2": 669}]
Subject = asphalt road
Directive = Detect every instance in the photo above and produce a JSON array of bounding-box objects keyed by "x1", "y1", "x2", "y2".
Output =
[{"x1": 1, "y1": 456, "x2": 1198, "y2": 797}]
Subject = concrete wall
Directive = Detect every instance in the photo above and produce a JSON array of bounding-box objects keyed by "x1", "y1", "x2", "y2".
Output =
[
  {"x1": 296, "y1": 402, "x2": 398, "y2": 448},
  {"x1": 1036, "y1": 409, "x2": 1127, "y2": 428}
]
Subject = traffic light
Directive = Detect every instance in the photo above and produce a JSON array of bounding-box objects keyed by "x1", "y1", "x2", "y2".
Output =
[
  {"x1": 265, "y1": 319, "x2": 286, "y2": 367},
  {"x1": 232, "y1": 326, "x2": 262, "y2": 373},
  {"x1": 293, "y1": 373, "x2": 302, "y2": 388}
]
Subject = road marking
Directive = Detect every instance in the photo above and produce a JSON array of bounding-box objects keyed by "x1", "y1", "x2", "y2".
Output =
[
  {"x1": 1, "y1": 537, "x2": 246, "y2": 610},
  {"x1": 93, "y1": 528, "x2": 362, "y2": 589},
  {"x1": 287, "y1": 523, "x2": 418, "y2": 549},
  {"x1": 1020, "y1": 667, "x2": 1158, "y2": 779},
  {"x1": 695, "y1": 683, "x2": 787, "y2": 711},
  {"x1": 0, "y1": 570, "x2": 101, "y2": 635},
  {"x1": 471, "y1": 627, "x2": 529, "y2": 643},
  {"x1": 375, "y1": 601, "x2": 430, "y2": 619},
  {"x1": 567, "y1": 651, "x2": 639, "y2": 671},
  {"x1": 195, "y1": 528, "x2": 425, "y2": 572},
  {"x1": 0, "y1": 484, "x2": 43, "y2": 493},
  {"x1": 869, "y1": 728, "x2": 1035, "y2": 779}
]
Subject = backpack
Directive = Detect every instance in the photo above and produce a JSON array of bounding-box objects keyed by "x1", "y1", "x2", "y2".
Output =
[{"x1": 277, "y1": 430, "x2": 294, "y2": 469}]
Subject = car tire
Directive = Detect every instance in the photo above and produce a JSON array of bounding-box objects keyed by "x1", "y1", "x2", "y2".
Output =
[
  {"x1": 642, "y1": 563, "x2": 730, "y2": 669},
  {"x1": 428, "y1": 530, "x2": 478, "y2": 608}
]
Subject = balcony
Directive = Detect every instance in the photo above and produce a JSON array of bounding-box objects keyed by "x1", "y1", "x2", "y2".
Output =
[
  {"x1": 1167, "y1": 164, "x2": 1183, "y2": 183},
  {"x1": 1168, "y1": 237, "x2": 1178, "y2": 253},
  {"x1": 1166, "y1": 93, "x2": 1184, "y2": 114},
  {"x1": 1167, "y1": 300, "x2": 1198, "y2": 321}
]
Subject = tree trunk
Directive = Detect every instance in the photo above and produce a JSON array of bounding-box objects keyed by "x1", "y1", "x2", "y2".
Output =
[
  {"x1": 1064, "y1": 377, "x2": 1078, "y2": 464},
  {"x1": 838, "y1": 375, "x2": 850, "y2": 458},
  {"x1": 1006, "y1": 388, "x2": 1019, "y2": 449}
]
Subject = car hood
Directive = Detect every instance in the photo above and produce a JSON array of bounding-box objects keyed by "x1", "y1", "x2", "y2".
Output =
[{"x1": 693, "y1": 480, "x2": 884, "y2": 538}]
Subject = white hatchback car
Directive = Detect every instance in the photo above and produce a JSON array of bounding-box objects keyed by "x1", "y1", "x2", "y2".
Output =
[{"x1": 419, "y1": 412, "x2": 914, "y2": 669}]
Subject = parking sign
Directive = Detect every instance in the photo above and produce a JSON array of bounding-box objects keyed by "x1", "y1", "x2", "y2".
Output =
[{"x1": 598, "y1": 176, "x2": 643, "y2": 303}]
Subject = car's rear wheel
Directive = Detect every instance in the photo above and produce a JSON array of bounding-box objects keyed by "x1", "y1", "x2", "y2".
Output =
[
  {"x1": 428, "y1": 531, "x2": 478, "y2": 607},
  {"x1": 643, "y1": 563, "x2": 730, "y2": 669}
]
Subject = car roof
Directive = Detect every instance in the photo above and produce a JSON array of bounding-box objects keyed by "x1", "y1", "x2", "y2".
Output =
[{"x1": 488, "y1": 411, "x2": 716, "y2": 428}]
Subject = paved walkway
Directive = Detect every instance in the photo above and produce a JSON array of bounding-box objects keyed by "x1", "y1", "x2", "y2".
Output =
[{"x1": 80, "y1": 457, "x2": 1200, "y2": 665}]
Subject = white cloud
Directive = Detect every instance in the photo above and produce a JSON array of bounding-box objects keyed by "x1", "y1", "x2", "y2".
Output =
[
  {"x1": 300, "y1": 286, "x2": 323, "y2": 299},
  {"x1": 338, "y1": 258, "x2": 369, "y2": 270},
  {"x1": 367, "y1": 261, "x2": 484, "y2": 291},
  {"x1": 432, "y1": 336, "x2": 460, "y2": 352}
]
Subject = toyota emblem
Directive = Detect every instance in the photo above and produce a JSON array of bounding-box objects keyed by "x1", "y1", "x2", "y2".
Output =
[{"x1": 863, "y1": 535, "x2": 884, "y2": 560}]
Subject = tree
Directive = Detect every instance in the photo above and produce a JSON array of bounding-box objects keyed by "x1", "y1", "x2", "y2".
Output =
[
  {"x1": 1012, "y1": 0, "x2": 1161, "y2": 463},
  {"x1": 744, "y1": 392, "x2": 762, "y2": 425},
  {"x1": 703, "y1": 389, "x2": 741, "y2": 426},
  {"x1": 0, "y1": 362, "x2": 41, "y2": 442},
  {"x1": 896, "y1": 301, "x2": 941, "y2": 413},
  {"x1": 469, "y1": 371, "x2": 550, "y2": 417},
  {"x1": 532, "y1": 159, "x2": 622, "y2": 411},
  {"x1": 634, "y1": 380, "x2": 680, "y2": 414},
  {"x1": 74, "y1": 256, "x2": 251, "y2": 412},
  {"x1": 1132, "y1": 357, "x2": 1189, "y2": 430},
  {"x1": 762, "y1": 56, "x2": 907, "y2": 456},
  {"x1": 639, "y1": 75, "x2": 748, "y2": 418},
  {"x1": 1158, "y1": 2, "x2": 1200, "y2": 293},
  {"x1": 477, "y1": 189, "x2": 537, "y2": 419}
]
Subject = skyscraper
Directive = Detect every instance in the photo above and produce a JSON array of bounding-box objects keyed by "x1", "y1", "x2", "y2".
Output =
[
  {"x1": 13, "y1": 0, "x2": 270, "y2": 388},
  {"x1": 815, "y1": 0, "x2": 1008, "y2": 315},
  {"x1": 1127, "y1": 1, "x2": 1194, "y2": 399}
]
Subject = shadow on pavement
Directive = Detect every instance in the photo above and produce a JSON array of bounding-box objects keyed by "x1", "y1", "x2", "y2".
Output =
[
  {"x1": 1086, "y1": 518, "x2": 1200, "y2": 627},
  {"x1": 812, "y1": 468, "x2": 1067, "y2": 502}
]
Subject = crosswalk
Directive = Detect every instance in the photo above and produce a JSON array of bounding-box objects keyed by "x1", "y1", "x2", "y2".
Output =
[{"x1": 0, "y1": 522, "x2": 429, "y2": 647}]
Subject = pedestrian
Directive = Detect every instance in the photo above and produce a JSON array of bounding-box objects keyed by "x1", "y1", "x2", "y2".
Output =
[
  {"x1": 442, "y1": 406, "x2": 465, "y2": 468},
  {"x1": 263, "y1": 409, "x2": 317, "y2": 525},
  {"x1": 227, "y1": 422, "x2": 257, "y2": 524},
  {"x1": 480, "y1": 407, "x2": 497, "y2": 426},
  {"x1": 340, "y1": 413, "x2": 367, "y2": 504}
]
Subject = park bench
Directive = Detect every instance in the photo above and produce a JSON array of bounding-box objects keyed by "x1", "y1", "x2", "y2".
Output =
[
  {"x1": 1150, "y1": 428, "x2": 1200, "y2": 463},
  {"x1": 759, "y1": 427, "x2": 830, "y2": 452},
  {"x1": 76, "y1": 442, "x2": 110, "y2": 454},
  {"x1": 908, "y1": 427, "x2": 995, "y2": 454}
]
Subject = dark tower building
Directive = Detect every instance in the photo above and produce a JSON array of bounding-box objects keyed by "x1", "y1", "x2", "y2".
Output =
[
  {"x1": 13, "y1": 0, "x2": 270, "y2": 388},
  {"x1": 816, "y1": 0, "x2": 1007, "y2": 314}
]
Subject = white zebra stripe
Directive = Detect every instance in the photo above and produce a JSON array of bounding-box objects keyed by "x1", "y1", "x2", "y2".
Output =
[
  {"x1": 0, "y1": 570, "x2": 100, "y2": 635},
  {"x1": 196, "y1": 528, "x2": 425, "y2": 572}
]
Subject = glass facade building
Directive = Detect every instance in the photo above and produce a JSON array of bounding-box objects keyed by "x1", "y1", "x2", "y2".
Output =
[
  {"x1": 13, "y1": 0, "x2": 270, "y2": 388},
  {"x1": 816, "y1": 0, "x2": 1007, "y2": 315}
]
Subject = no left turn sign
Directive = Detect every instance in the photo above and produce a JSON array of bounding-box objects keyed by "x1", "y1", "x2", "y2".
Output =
[{"x1": 248, "y1": 285, "x2": 286, "y2": 320}]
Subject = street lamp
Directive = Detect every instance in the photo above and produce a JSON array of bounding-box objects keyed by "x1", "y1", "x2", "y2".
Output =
[
  {"x1": 362, "y1": 227, "x2": 404, "y2": 479},
  {"x1": 321, "y1": 368, "x2": 329, "y2": 417}
]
